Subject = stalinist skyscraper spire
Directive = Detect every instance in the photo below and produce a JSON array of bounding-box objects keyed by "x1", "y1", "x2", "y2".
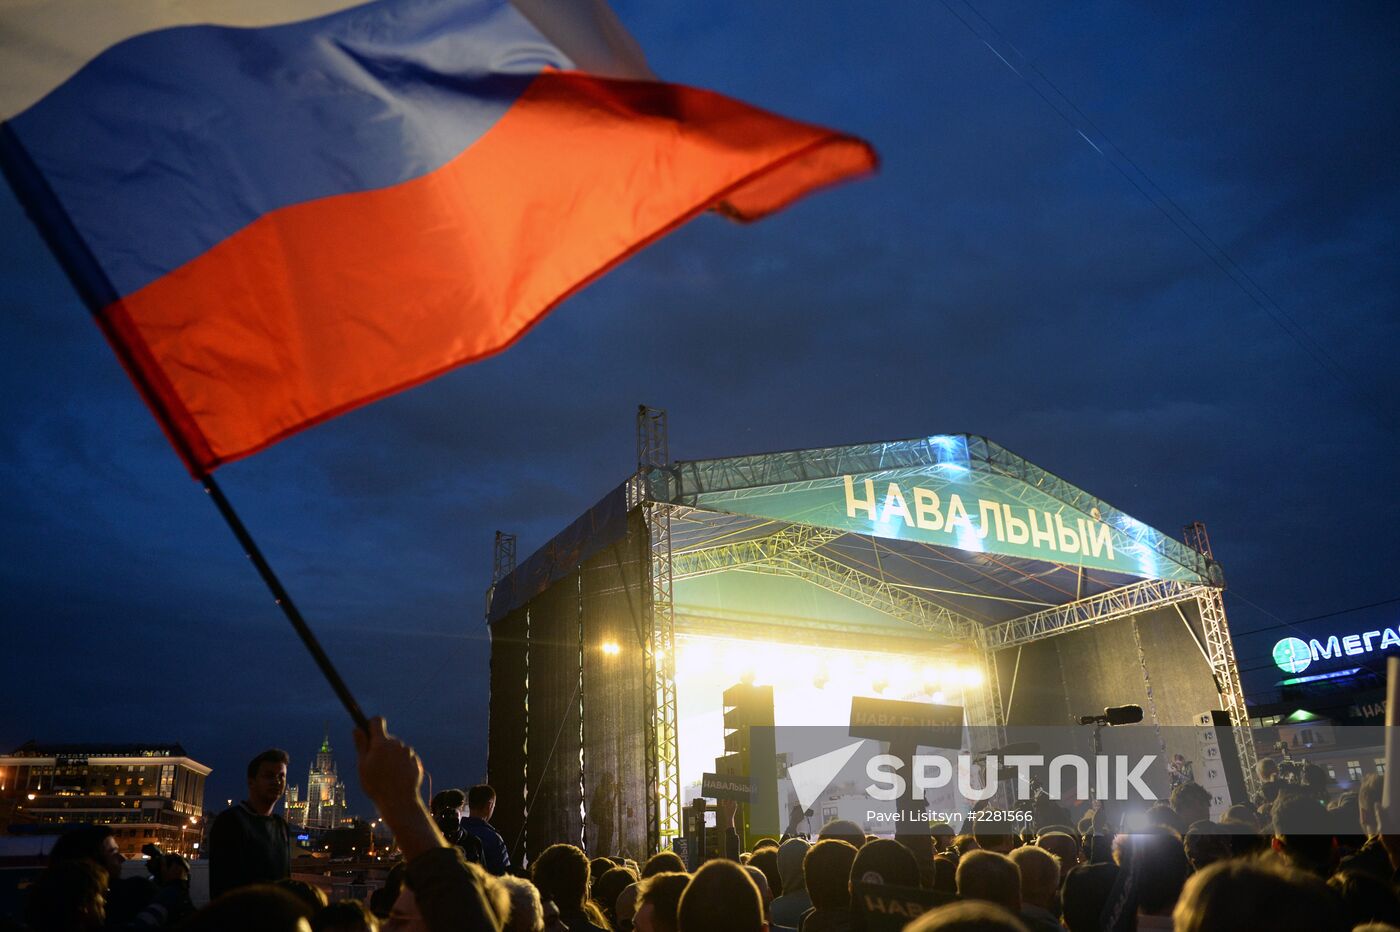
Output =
[{"x1": 304, "y1": 723, "x2": 347, "y2": 830}]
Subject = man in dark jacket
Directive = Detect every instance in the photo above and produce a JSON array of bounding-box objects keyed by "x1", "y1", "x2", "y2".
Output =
[
  {"x1": 461, "y1": 784, "x2": 511, "y2": 875},
  {"x1": 208, "y1": 748, "x2": 292, "y2": 899}
]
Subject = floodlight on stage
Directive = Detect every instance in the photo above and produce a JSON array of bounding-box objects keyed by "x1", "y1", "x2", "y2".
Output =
[{"x1": 601, "y1": 641, "x2": 621, "y2": 657}]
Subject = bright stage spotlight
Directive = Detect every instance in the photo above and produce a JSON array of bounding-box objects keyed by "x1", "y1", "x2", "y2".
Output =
[
  {"x1": 600, "y1": 641, "x2": 621, "y2": 657},
  {"x1": 961, "y1": 667, "x2": 984, "y2": 687},
  {"x1": 672, "y1": 632, "x2": 983, "y2": 796}
]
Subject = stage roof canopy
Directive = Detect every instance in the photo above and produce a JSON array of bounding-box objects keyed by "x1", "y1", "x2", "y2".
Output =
[{"x1": 487, "y1": 435, "x2": 1222, "y2": 641}]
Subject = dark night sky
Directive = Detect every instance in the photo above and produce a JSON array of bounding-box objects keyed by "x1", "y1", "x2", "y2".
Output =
[{"x1": 3, "y1": 2, "x2": 1398, "y2": 816}]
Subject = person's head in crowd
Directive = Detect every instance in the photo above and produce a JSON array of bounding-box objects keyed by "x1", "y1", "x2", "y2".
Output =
[
  {"x1": 642, "y1": 850, "x2": 686, "y2": 878},
  {"x1": 752, "y1": 837, "x2": 780, "y2": 853},
  {"x1": 497, "y1": 875, "x2": 545, "y2": 932},
  {"x1": 635, "y1": 872, "x2": 688, "y2": 932},
  {"x1": 738, "y1": 852, "x2": 752, "y2": 864},
  {"x1": 1113, "y1": 828, "x2": 1189, "y2": 922},
  {"x1": 593, "y1": 865, "x2": 639, "y2": 925},
  {"x1": 971, "y1": 819, "x2": 1016, "y2": 854},
  {"x1": 615, "y1": 883, "x2": 639, "y2": 932},
  {"x1": 1171, "y1": 782, "x2": 1213, "y2": 828},
  {"x1": 1076, "y1": 813, "x2": 1094, "y2": 837},
  {"x1": 1174, "y1": 859, "x2": 1347, "y2": 932},
  {"x1": 775, "y1": 837, "x2": 810, "y2": 897},
  {"x1": 805, "y1": 839, "x2": 859, "y2": 910},
  {"x1": 1144, "y1": 803, "x2": 1185, "y2": 835},
  {"x1": 1258, "y1": 757, "x2": 1279, "y2": 783},
  {"x1": 818, "y1": 819, "x2": 866, "y2": 848},
  {"x1": 933, "y1": 854, "x2": 958, "y2": 894},
  {"x1": 473, "y1": 863, "x2": 512, "y2": 928},
  {"x1": 246, "y1": 748, "x2": 290, "y2": 814},
  {"x1": 185, "y1": 884, "x2": 313, "y2": 932},
  {"x1": 895, "y1": 832, "x2": 937, "y2": 888},
  {"x1": 588, "y1": 857, "x2": 613, "y2": 894},
  {"x1": 1272, "y1": 794, "x2": 1335, "y2": 875},
  {"x1": 1183, "y1": 821, "x2": 1232, "y2": 871},
  {"x1": 48, "y1": 825, "x2": 123, "y2": 883},
  {"x1": 1033, "y1": 830, "x2": 1078, "y2": 880},
  {"x1": 369, "y1": 862, "x2": 406, "y2": 920},
  {"x1": 954, "y1": 833, "x2": 981, "y2": 857},
  {"x1": 903, "y1": 899, "x2": 1030, "y2": 931},
  {"x1": 929, "y1": 820, "x2": 955, "y2": 852},
  {"x1": 141, "y1": 844, "x2": 190, "y2": 888},
  {"x1": 141, "y1": 843, "x2": 165, "y2": 879},
  {"x1": 743, "y1": 864, "x2": 773, "y2": 916},
  {"x1": 1302, "y1": 763, "x2": 1330, "y2": 797},
  {"x1": 1060, "y1": 862, "x2": 1119, "y2": 932},
  {"x1": 429, "y1": 788, "x2": 465, "y2": 836},
  {"x1": 1007, "y1": 846, "x2": 1058, "y2": 914},
  {"x1": 1328, "y1": 870, "x2": 1400, "y2": 930},
  {"x1": 956, "y1": 850, "x2": 1021, "y2": 914},
  {"x1": 533, "y1": 844, "x2": 594, "y2": 917},
  {"x1": 677, "y1": 860, "x2": 763, "y2": 932},
  {"x1": 1223, "y1": 803, "x2": 1258, "y2": 829},
  {"x1": 467, "y1": 784, "x2": 497, "y2": 819},
  {"x1": 276, "y1": 879, "x2": 329, "y2": 914},
  {"x1": 24, "y1": 859, "x2": 107, "y2": 932},
  {"x1": 1359, "y1": 774, "x2": 1384, "y2": 835},
  {"x1": 851, "y1": 838, "x2": 919, "y2": 888},
  {"x1": 312, "y1": 899, "x2": 379, "y2": 932},
  {"x1": 1331, "y1": 793, "x2": 1366, "y2": 848},
  {"x1": 1220, "y1": 819, "x2": 1269, "y2": 859},
  {"x1": 747, "y1": 847, "x2": 782, "y2": 899}
]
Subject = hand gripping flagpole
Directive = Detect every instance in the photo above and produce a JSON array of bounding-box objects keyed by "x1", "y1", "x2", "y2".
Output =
[{"x1": 0, "y1": 124, "x2": 370, "y2": 734}]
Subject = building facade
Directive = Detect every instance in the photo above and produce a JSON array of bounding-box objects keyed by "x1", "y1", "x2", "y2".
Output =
[
  {"x1": 285, "y1": 733, "x2": 346, "y2": 831},
  {"x1": 0, "y1": 742, "x2": 209, "y2": 857}
]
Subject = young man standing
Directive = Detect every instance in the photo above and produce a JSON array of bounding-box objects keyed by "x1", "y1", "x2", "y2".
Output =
[
  {"x1": 208, "y1": 748, "x2": 292, "y2": 899},
  {"x1": 461, "y1": 784, "x2": 511, "y2": 875}
]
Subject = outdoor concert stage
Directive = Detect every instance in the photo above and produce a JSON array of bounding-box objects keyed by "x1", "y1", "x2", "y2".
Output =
[{"x1": 485, "y1": 424, "x2": 1255, "y2": 860}]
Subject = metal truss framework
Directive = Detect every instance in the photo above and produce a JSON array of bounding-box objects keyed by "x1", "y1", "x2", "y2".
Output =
[
  {"x1": 1184, "y1": 522, "x2": 1260, "y2": 799},
  {"x1": 486, "y1": 531, "x2": 517, "y2": 617},
  {"x1": 637, "y1": 407, "x2": 681, "y2": 853},
  {"x1": 984, "y1": 578, "x2": 1200, "y2": 650},
  {"x1": 672, "y1": 525, "x2": 1005, "y2": 750},
  {"x1": 669, "y1": 526, "x2": 1256, "y2": 777}
]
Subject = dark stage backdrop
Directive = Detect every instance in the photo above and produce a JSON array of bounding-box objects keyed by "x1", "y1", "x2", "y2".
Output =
[
  {"x1": 487, "y1": 604, "x2": 528, "y2": 864},
  {"x1": 995, "y1": 602, "x2": 1227, "y2": 799},
  {"x1": 488, "y1": 509, "x2": 650, "y2": 863}
]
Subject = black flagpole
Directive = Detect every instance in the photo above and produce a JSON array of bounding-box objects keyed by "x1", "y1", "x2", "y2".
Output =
[
  {"x1": 2, "y1": 123, "x2": 370, "y2": 733},
  {"x1": 201, "y1": 474, "x2": 370, "y2": 732}
]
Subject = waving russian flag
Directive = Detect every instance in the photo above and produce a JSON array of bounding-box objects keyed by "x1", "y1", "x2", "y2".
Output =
[{"x1": 1, "y1": 0, "x2": 876, "y2": 474}]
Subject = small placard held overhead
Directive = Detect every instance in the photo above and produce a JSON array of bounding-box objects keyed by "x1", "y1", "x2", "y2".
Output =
[
  {"x1": 702, "y1": 772, "x2": 757, "y2": 802},
  {"x1": 849, "y1": 697, "x2": 964, "y2": 749}
]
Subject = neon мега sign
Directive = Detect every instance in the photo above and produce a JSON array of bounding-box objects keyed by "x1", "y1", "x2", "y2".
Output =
[{"x1": 1273, "y1": 630, "x2": 1400, "y2": 674}]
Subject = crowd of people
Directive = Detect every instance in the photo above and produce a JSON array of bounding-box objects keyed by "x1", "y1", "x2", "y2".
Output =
[{"x1": 10, "y1": 726, "x2": 1400, "y2": 932}]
